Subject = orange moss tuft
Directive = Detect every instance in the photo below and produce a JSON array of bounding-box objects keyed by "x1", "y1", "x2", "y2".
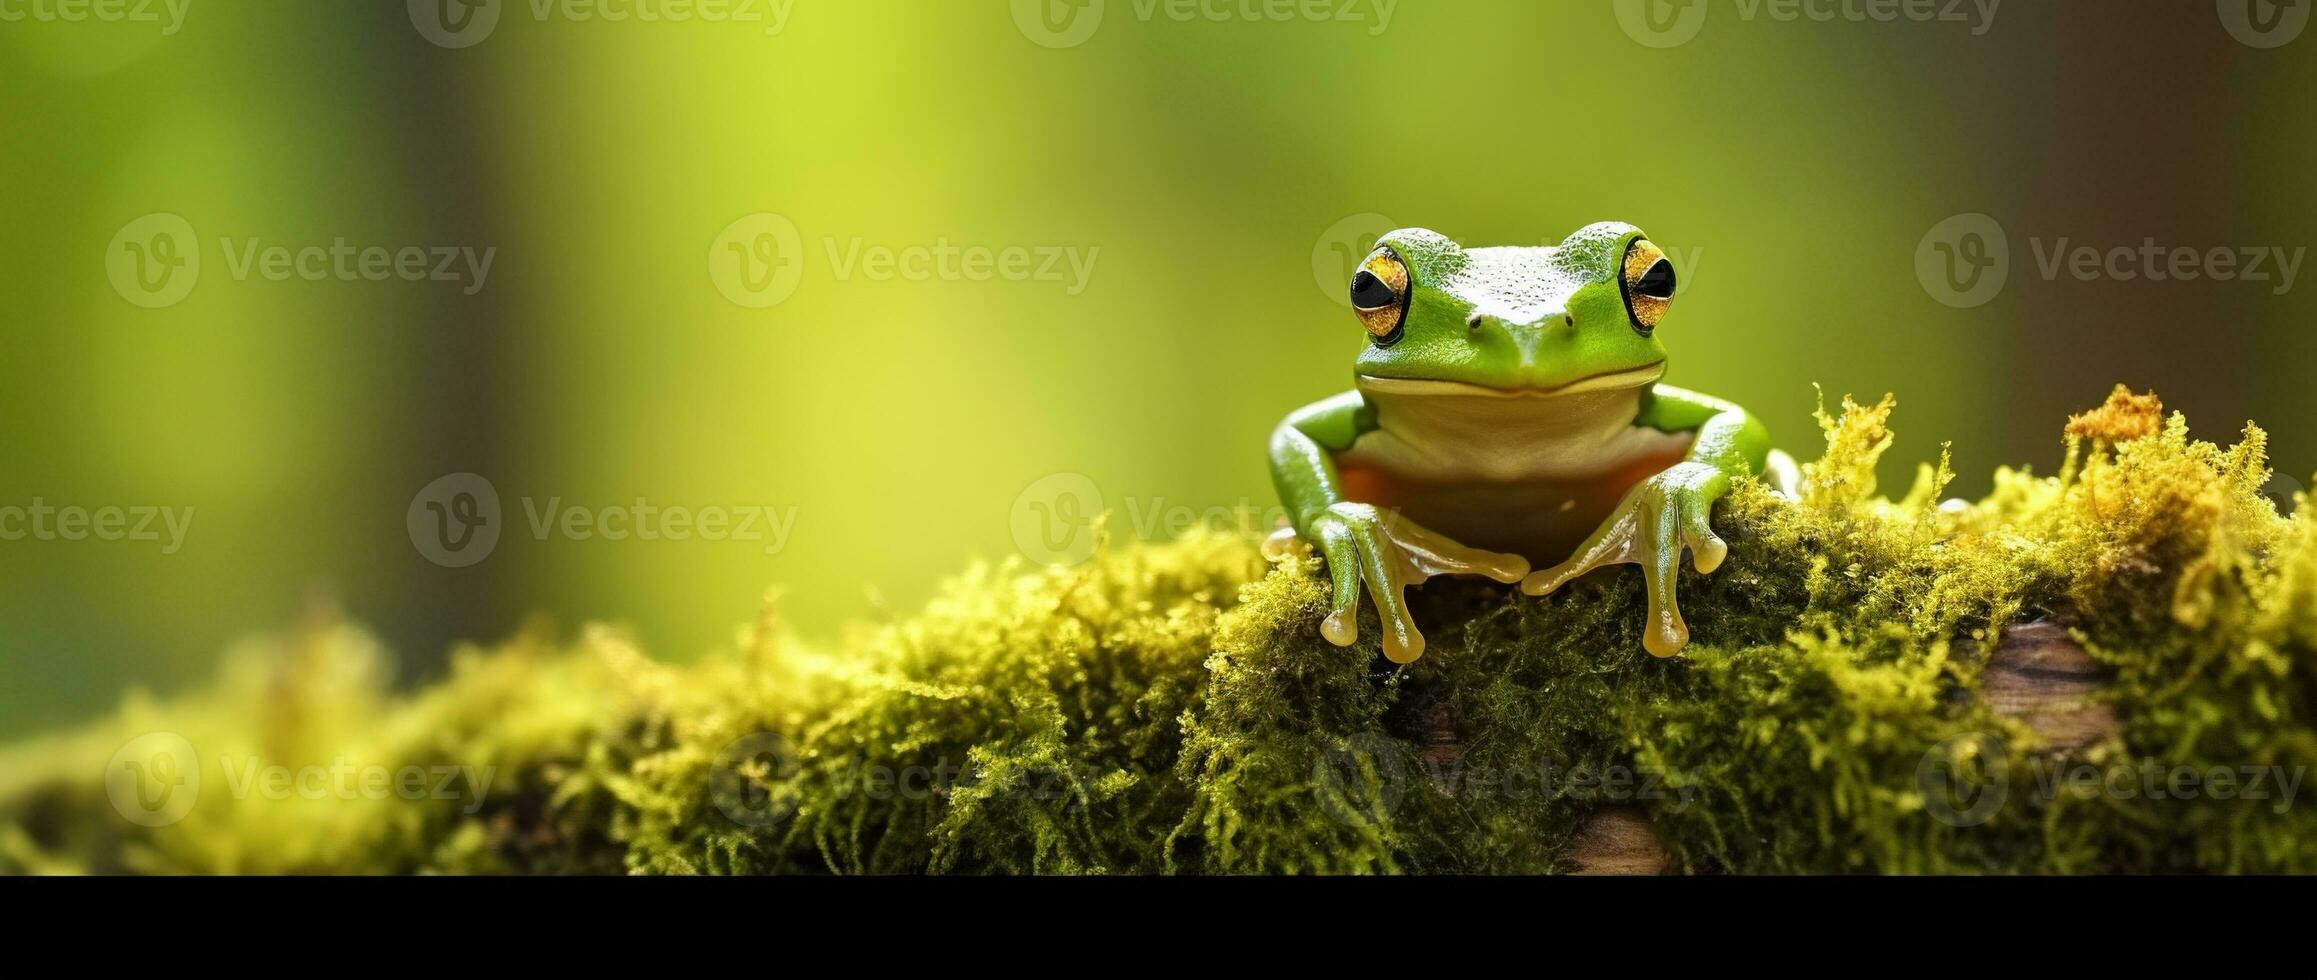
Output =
[{"x1": 2066, "y1": 384, "x2": 2164, "y2": 443}]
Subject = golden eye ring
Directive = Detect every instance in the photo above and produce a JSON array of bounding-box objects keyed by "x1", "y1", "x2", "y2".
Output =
[
  {"x1": 1621, "y1": 238, "x2": 1676, "y2": 334},
  {"x1": 1350, "y1": 245, "x2": 1411, "y2": 345}
]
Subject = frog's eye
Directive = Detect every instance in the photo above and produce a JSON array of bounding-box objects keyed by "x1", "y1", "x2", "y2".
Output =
[
  {"x1": 1350, "y1": 246, "x2": 1411, "y2": 346},
  {"x1": 1620, "y1": 238, "x2": 1676, "y2": 334}
]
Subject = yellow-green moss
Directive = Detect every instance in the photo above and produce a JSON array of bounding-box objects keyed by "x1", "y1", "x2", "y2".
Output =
[{"x1": 5, "y1": 387, "x2": 2315, "y2": 874}]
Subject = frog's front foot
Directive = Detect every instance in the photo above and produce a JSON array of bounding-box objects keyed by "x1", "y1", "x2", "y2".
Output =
[
  {"x1": 1269, "y1": 502, "x2": 1529, "y2": 664},
  {"x1": 1520, "y1": 462, "x2": 1732, "y2": 658}
]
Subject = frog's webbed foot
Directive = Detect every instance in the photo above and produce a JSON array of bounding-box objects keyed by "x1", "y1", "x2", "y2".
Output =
[
  {"x1": 1274, "y1": 503, "x2": 1529, "y2": 664},
  {"x1": 1521, "y1": 462, "x2": 1732, "y2": 658}
]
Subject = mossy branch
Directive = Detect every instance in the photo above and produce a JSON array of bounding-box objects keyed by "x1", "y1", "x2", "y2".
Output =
[{"x1": 6, "y1": 386, "x2": 2316, "y2": 874}]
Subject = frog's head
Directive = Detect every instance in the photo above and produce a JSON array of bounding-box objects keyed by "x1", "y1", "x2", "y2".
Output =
[{"x1": 1347, "y1": 222, "x2": 1677, "y2": 398}]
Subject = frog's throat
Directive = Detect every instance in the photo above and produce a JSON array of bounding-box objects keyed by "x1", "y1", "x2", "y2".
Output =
[{"x1": 1353, "y1": 361, "x2": 1666, "y2": 399}]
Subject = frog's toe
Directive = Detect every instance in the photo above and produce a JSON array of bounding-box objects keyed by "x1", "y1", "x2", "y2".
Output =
[
  {"x1": 1521, "y1": 509, "x2": 1640, "y2": 596},
  {"x1": 1368, "y1": 509, "x2": 1528, "y2": 584},
  {"x1": 1311, "y1": 520, "x2": 1365, "y2": 647},
  {"x1": 1347, "y1": 525, "x2": 1425, "y2": 664},
  {"x1": 1376, "y1": 613, "x2": 1424, "y2": 664},
  {"x1": 1421, "y1": 541, "x2": 1529, "y2": 584},
  {"x1": 1677, "y1": 500, "x2": 1728, "y2": 573},
  {"x1": 1519, "y1": 562, "x2": 1572, "y2": 597},
  {"x1": 1639, "y1": 541, "x2": 1693, "y2": 658},
  {"x1": 1641, "y1": 606, "x2": 1691, "y2": 658}
]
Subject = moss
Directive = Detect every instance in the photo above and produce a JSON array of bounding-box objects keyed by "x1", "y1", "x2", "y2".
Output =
[{"x1": 4, "y1": 387, "x2": 2315, "y2": 873}]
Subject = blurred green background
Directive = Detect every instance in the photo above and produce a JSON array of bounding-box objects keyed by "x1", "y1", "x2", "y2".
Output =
[{"x1": 4, "y1": 1, "x2": 2312, "y2": 736}]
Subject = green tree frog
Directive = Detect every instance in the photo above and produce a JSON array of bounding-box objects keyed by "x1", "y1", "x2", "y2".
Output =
[{"x1": 1268, "y1": 222, "x2": 1788, "y2": 663}]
